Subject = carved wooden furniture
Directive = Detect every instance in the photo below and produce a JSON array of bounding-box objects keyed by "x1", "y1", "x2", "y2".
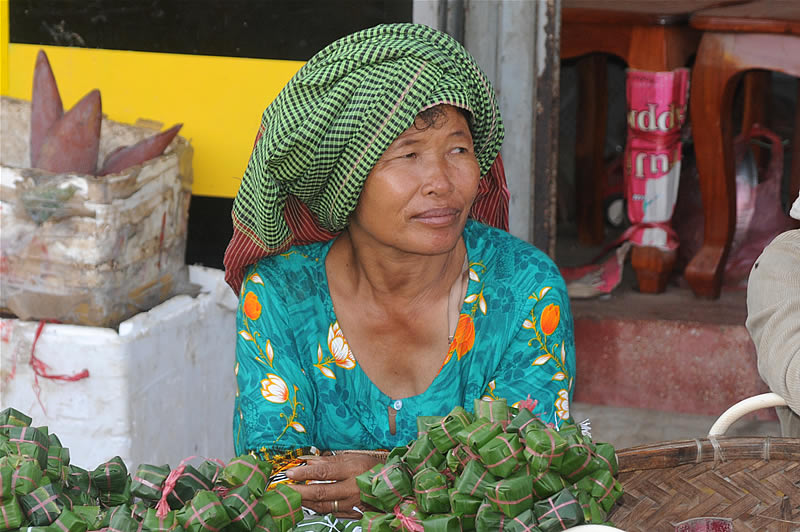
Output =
[{"x1": 687, "y1": 1, "x2": 800, "y2": 298}]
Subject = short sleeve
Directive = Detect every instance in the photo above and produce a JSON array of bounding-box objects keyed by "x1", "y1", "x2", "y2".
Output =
[
  {"x1": 233, "y1": 264, "x2": 316, "y2": 455},
  {"x1": 482, "y1": 270, "x2": 576, "y2": 427}
]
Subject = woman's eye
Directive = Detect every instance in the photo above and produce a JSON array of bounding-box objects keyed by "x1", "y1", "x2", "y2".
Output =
[
  {"x1": 452, "y1": 147, "x2": 470, "y2": 154},
  {"x1": 401, "y1": 152, "x2": 417, "y2": 159}
]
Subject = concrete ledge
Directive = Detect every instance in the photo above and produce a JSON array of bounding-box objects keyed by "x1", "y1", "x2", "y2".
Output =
[{"x1": 570, "y1": 285, "x2": 775, "y2": 420}]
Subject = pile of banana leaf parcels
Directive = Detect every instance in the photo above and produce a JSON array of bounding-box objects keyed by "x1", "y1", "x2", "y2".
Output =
[{"x1": 0, "y1": 400, "x2": 622, "y2": 532}]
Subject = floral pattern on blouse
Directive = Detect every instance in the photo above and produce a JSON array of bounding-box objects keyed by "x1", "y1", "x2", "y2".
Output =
[{"x1": 233, "y1": 219, "x2": 576, "y2": 454}]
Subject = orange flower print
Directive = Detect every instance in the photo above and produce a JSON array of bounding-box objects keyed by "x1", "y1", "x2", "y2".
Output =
[
  {"x1": 261, "y1": 374, "x2": 289, "y2": 403},
  {"x1": 328, "y1": 322, "x2": 356, "y2": 369},
  {"x1": 243, "y1": 291, "x2": 262, "y2": 320},
  {"x1": 449, "y1": 314, "x2": 475, "y2": 360},
  {"x1": 540, "y1": 304, "x2": 560, "y2": 336},
  {"x1": 554, "y1": 389, "x2": 570, "y2": 420}
]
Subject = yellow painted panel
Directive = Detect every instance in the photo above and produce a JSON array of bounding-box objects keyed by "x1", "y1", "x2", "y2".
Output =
[
  {"x1": 1, "y1": 1, "x2": 9, "y2": 95},
  {"x1": 4, "y1": 43, "x2": 303, "y2": 197}
]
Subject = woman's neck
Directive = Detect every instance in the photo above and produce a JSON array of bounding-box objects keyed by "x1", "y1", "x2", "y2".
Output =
[{"x1": 328, "y1": 228, "x2": 467, "y2": 306}]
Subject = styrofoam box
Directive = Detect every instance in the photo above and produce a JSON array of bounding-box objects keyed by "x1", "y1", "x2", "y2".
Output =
[{"x1": 0, "y1": 266, "x2": 237, "y2": 469}]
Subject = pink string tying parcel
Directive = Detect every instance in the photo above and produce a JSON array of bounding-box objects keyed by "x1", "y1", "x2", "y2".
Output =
[
  {"x1": 155, "y1": 456, "x2": 224, "y2": 518},
  {"x1": 183, "y1": 500, "x2": 223, "y2": 532},
  {"x1": 392, "y1": 501, "x2": 424, "y2": 532},
  {"x1": 539, "y1": 497, "x2": 578, "y2": 529},
  {"x1": 227, "y1": 493, "x2": 260, "y2": 523}
]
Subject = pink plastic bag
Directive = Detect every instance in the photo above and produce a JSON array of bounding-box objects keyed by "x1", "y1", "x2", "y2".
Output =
[
  {"x1": 674, "y1": 125, "x2": 797, "y2": 287},
  {"x1": 625, "y1": 68, "x2": 690, "y2": 250}
]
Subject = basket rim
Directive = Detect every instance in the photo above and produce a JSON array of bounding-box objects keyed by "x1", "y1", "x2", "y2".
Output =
[{"x1": 616, "y1": 436, "x2": 800, "y2": 473}]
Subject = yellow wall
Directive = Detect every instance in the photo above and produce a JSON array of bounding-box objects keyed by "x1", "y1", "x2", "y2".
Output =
[{"x1": 2, "y1": 37, "x2": 303, "y2": 197}]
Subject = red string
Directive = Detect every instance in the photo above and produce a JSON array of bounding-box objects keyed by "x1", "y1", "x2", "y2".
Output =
[{"x1": 30, "y1": 320, "x2": 90, "y2": 415}]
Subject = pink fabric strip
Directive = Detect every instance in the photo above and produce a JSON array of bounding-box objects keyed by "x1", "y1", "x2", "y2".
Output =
[
  {"x1": 392, "y1": 503, "x2": 423, "y2": 532},
  {"x1": 466, "y1": 422, "x2": 492, "y2": 446},
  {"x1": 438, "y1": 418, "x2": 456, "y2": 445},
  {"x1": 54, "y1": 517, "x2": 69, "y2": 532},
  {"x1": 511, "y1": 515, "x2": 536, "y2": 531},
  {"x1": 486, "y1": 485, "x2": 532, "y2": 507},
  {"x1": 486, "y1": 436, "x2": 521, "y2": 468},
  {"x1": 10, "y1": 428, "x2": 47, "y2": 452},
  {"x1": 540, "y1": 498, "x2": 575, "y2": 520},
  {"x1": 548, "y1": 497, "x2": 566, "y2": 528},
  {"x1": 182, "y1": 471, "x2": 212, "y2": 490}
]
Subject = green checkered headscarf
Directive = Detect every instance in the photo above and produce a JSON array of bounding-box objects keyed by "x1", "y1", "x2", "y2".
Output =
[{"x1": 225, "y1": 23, "x2": 504, "y2": 291}]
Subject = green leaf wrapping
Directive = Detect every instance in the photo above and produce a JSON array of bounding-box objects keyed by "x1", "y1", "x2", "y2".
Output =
[
  {"x1": 421, "y1": 513, "x2": 461, "y2": 531},
  {"x1": 572, "y1": 489, "x2": 607, "y2": 524},
  {"x1": 358, "y1": 512, "x2": 393, "y2": 532},
  {"x1": 448, "y1": 489, "x2": 481, "y2": 530},
  {"x1": 261, "y1": 484, "x2": 302, "y2": 532},
  {"x1": 0, "y1": 409, "x2": 32, "y2": 433},
  {"x1": 456, "y1": 420, "x2": 503, "y2": 453},
  {"x1": 584, "y1": 443, "x2": 618, "y2": 477},
  {"x1": 499, "y1": 509, "x2": 540, "y2": 532},
  {"x1": 61, "y1": 488, "x2": 95, "y2": 507},
  {"x1": 533, "y1": 488, "x2": 584, "y2": 532},
  {"x1": 530, "y1": 471, "x2": 566, "y2": 501},
  {"x1": 573, "y1": 470, "x2": 623, "y2": 513},
  {"x1": 66, "y1": 466, "x2": 99, "y2": 499},
  {"x1": 523, "y1": 428, "x2": 567, "y2": 473},
  {"x1": 98, "y1": 476, "x2": 131, "y2": 508},
  {"x1": 444, "y1": 444, "x2": 480, "y2": 476},
  {"x1": 386, "y1": 445, "x2": 409, "y2": 463},
  {"x1": 559, "y1": 441, "x2": 594, "y2": 480},
  {"x1": 412, "y1": 468, "x2": 450, "y2": 514},
  {"x1": 416, "y1": 416, "x2": 442, "y2": 438},
  {"x1": 176, "y1": 490, "x2": 231, "y2": 532},
  {"x1": 369, "y1": 463, "x2": 412, "y2": 512},
  {"x1": 452, "y1": 460, "x2": 496, "y2": 499},
  {"x1": 71, "y1": 506, "x2": 101, "y2": 528},
  {"x1": 505, "y1": 409, "x2": 546, "y2": 435},
  {"x1": 142, "y1": 508, "x2": 182, "y2": 532},
  {"x1": 473, "y1": 399, "x2": 510, "y2": 427},
  {"x1": 131, "y1": 501, "x2": 149, "y2": 521},
  {"x1": 486, "y1": 474, "x2": 533, "y2": 518},
  {"x1": 478, "y1": 433, "x2": 523, "y2": 478},
  {"x1": 166, "y1": 466, "x2": 213, "y2": 510},
  {"x1": 19, "y1": 484, "x2": 63, "y2": 526},
  {"x1": 253, "y1": 512, "x2": 279, "y2": 532},
  {"x1": 51, "y1": 509, "x2": 89, "y2": 532},
  {"x1": 46, "y1": 446, "x2": 69, "y2": 483},
  {"x1": 221, "y1": 456, "x2": 272, "y2": 498},
  {"x1": 0, "y1": 463, "x2": 12, "y2": 500},
  {"x1": 6, "y1": 427, "x2": 49, "y2": 470},
  {"x1": 402, "y1": 434, "x2": 444, "y2": 477},
  {"x1": 91, "y1": 457, "x2": 128, "y2": 494},
  {"x1": 222, "y1": 485, "x2": 267, "y2": 532},
  {"x1": 355, "y1": 463, "x2": 384, "y2": 509},
  {"x1": 95, "y1": 504, "x2": 132, "y2": 529},
  {"x1": 108, "y1": 508, "x2": 141, "y2": 532},
  {"x1": 131, "y1": 464, "x2": 171, "y2": 503},
  {"x1": 390, "y1": 499, "x2": 427, "y2": 531},
  {"x1": 197, "y1": 461, "x2": 225, "y2": 486},
  {"x1": 0, "y1": 495, "x2": 24, "y2": 531},
  {"x1": 475, "y1": 501, "x2": 504, "y2": 532},
  {"x1": 428, "y1": 407, "x2": 472, "y2": 453}
]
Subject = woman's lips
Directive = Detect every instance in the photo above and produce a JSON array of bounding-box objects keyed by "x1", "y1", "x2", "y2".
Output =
[{"x1": 413, "y1": 207, "x2": 460, "y2": 225}]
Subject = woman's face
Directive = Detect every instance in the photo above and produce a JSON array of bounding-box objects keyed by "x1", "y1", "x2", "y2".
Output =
[{"x1": 349, "y1": 105, "x2": 480, "y2": 256}]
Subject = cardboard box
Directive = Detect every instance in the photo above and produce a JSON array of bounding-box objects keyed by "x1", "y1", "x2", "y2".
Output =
[{"x1": 1, "y1": 96, "x2": 193, "y2": 327}]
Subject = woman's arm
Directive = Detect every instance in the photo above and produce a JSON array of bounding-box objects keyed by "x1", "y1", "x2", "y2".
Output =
[
  {"x1": 482, "y1": 272, "x2": 576, "y2": 427},
  {"x1": 234, "y1": 266, "x2": 316, "y2": 456}
]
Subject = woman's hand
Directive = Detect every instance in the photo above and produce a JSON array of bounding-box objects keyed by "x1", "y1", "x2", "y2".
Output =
[{"x1": 285, "y1": 454, "x2": 382, "y2": 518}]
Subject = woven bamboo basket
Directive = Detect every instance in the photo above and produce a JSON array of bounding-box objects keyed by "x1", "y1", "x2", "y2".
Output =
[{"x1": 610, "y1": 436, "x2": 800, "y2": 531}]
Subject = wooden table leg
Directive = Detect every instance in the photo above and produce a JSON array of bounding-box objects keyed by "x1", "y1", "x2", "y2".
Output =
[
  {"x1": 685, "y1": 33, "x2": 742, "y2": 298},
  {"x1": 575, "y1": 54, "x2": 607, "y2": 245},
  {"x1": 741, "y1": 70, "x2": 771, "y2": 171}
]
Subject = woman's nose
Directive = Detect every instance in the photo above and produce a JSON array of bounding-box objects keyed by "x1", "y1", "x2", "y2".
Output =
[{"x1": 421, "y1": 157, "x2": 455, "y2": 195}]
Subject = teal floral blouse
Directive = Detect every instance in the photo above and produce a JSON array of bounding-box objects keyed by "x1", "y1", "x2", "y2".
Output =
[{"x1": 233, "y1": 220, "x2": 575, "y2": 455}]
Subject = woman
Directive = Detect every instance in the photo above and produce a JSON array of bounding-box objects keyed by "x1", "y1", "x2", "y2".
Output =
[{"x1": 224, "y1": 23, "x2": 575, "y2": 517}]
